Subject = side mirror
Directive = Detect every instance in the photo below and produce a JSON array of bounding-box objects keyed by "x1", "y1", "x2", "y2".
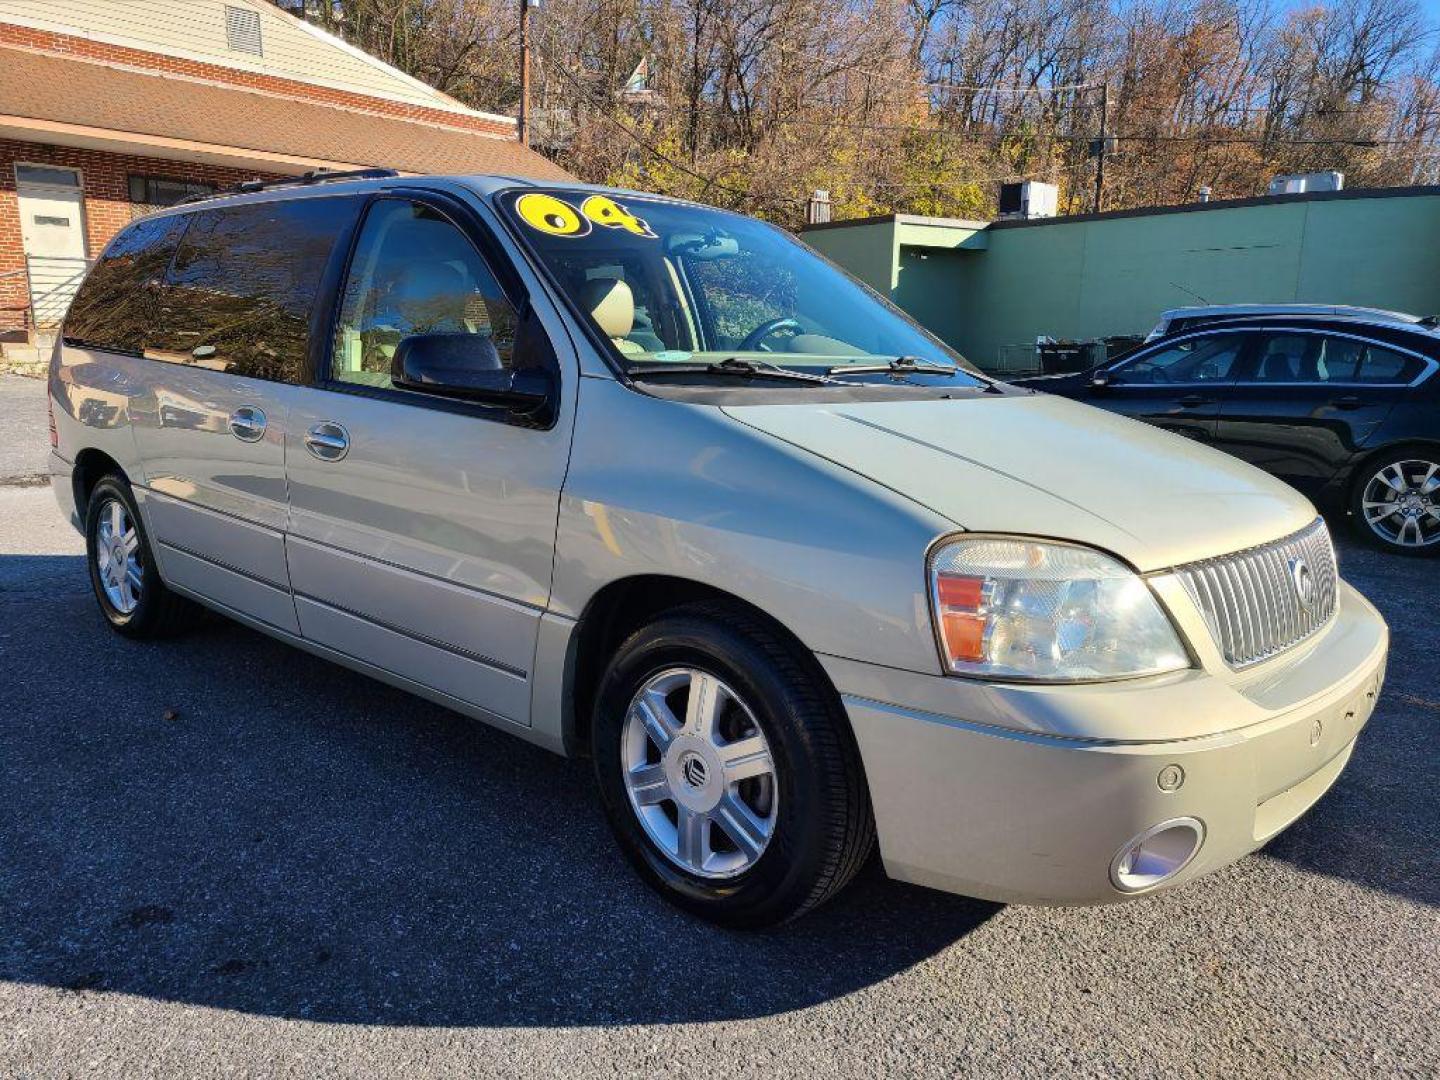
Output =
[
  {"x1": 1091, "y1": 370, "x2": 1112, "y2": 388},
  {"x1": 391, "y1": 332, "x2": 555, "y2": 418}
]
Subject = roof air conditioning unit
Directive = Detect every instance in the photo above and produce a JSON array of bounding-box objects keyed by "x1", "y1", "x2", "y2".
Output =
[
  {"x1": 1268, "y1": 171, "x2": 1344, "y2": 196},
  {"x1": 998, "y1": 180, "x2": 1058, "y2": 220}
]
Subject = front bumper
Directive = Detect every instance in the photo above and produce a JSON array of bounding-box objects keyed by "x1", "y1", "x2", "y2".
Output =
[{"x1": 827, "y1": 580, "x2": 1388, "y2": 906}]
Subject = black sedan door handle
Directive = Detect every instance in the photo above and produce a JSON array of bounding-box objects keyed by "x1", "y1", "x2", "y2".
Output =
[
  {"x1": 1178, "y1": 393, "x2": 1214, "y2": 407},
  {"x1": 1332, "y1": 394, "x2": 1364, "y2": 410}
]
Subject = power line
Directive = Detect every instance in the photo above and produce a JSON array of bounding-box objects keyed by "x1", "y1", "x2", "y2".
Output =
[
  {"x1": 764, "y1": 37, "x2": 1102, "y2": 96},
  {"x1": 536, "y1": 48, "x2": 1096, "y2": 198},
  {"x1": 670, "y1": 109, "x2": 1440, "y2": 152}
]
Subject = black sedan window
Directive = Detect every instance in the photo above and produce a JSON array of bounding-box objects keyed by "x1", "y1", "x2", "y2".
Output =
[
  {"x1": 1357, "y1": 344, "x2": 1422, "y2": 383},
  {"x1": 1113, "y1": 335, "x2": 1242, "y2": 384},
  {"x1": 1243, "y1": 333, "x2": 1427, "y2": 385}
]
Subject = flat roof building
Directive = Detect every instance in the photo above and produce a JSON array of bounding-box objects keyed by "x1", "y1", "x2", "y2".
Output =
[{"x1": 802, "y1": 187, "x2": 1440, "y2": 373}]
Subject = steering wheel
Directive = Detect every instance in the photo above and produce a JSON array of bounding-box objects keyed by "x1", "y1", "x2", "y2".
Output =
[{"x1": 738, "y1": 317, "x2": 803, "y2": 352}]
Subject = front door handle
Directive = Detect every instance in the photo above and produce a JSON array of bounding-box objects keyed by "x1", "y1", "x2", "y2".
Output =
[
  {"x1": 1178, "y1": 394, "x2": 1214, "y2": 407},
  {"x1": 229, "y1": 405, "x2": 267, "y2": 442},
  {"x1": 304, "y1": 421, "x2": 350, "y2": 462},
  {"x1": 1332, "y1": 394, "x2": 1364, "y2": 410}
]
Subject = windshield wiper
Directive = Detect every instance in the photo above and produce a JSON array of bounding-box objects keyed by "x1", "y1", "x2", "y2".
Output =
[
  {"x1": 629, "y1": 357, "x2": 838, "y2": 384},
  {"x1": 711, "y1": 357, "x2": 839, "y2": 383},
  {"x1": 827, "y1": 355, "x2": 962, "y2": 377}
]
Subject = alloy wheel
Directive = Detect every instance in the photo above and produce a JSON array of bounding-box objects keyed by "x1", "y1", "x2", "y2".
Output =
[
  {"x1": 94, "y1": 497, "x2": 144, "y2": 614},
  {"x1": 1361, "y1": 459, "x2": 1440, "y2": 549},
  {"x1": 620, "y1": 667, "x2": 779, "y2": 879}
]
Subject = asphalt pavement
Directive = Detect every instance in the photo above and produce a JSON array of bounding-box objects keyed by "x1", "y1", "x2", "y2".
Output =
[{"x1": 0, "y1": 482, "x2": 1437, "y2": 1077}]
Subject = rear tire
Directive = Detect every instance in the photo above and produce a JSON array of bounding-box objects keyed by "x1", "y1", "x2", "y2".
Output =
[
  {"x1": 85, "y1": 475, "x2": 202, "y2": 637},
  {"x1": 591, "y1": 602, "x2": 874, "y2": 928},
  {"x1": 1347, "y1": 447, "x2": 1440, "y2": 556}
]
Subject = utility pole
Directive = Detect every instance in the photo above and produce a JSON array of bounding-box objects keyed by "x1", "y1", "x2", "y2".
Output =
[
  {"x1": 1093, "y1": 81, "x2": 1109, "y2": 215},
  {"x1": 518, "y1": 0, "x2": 532, "y2": 147}
]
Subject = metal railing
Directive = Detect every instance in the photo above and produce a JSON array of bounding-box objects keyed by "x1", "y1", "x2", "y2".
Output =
[
  {"x1": 1, "y1": 256, "x2": 94, "y2": 338},
  {"x1": 24, "y1": 254, "x2": 92, "y2": 329},
  {"x1": 0, "y1": 266, "x2": 32, "y2": 335}
]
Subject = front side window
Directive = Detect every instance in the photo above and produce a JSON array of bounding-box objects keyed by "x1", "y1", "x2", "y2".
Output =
[
  {"x1": 331, "y1": 200, "x2": 517, "y2": 389},
  {"x1": 150, "y1": 196, "x2": 357, "y2": 382},
  {"x1": 63, "y1": 214, "x2": 188, "y2": 354},
  {"x1": 499, "y1": 189, "x2": 986, "y2": 388},
  {"x1": 1112, "y1": 334, "x2": 1243, "y2": 384}
]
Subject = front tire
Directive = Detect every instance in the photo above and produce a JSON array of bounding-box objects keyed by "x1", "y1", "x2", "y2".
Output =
[
  {"x1": 1349, "y1": 449, "x2": 1440, "y2": 555},
  {"x1": 591, "y1": 603, "x2": 874, "y2": 928},
  {"x1": 85, "y1": 475, "x2": 201, "y2": 637}
]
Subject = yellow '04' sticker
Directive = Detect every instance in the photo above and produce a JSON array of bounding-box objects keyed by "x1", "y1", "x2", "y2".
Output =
[
  {"x1": 580, "y1": 195, "x2": 656, "y2": 237},
  {"x1": 515, "y1": 193, "x2": 589, "y2": 236},
  {"x1": 516, "y1": 192, "x2": 656, "y2": 239}
]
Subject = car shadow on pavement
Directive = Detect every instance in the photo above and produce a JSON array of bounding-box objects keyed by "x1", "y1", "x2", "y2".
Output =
[{"x1": 0, "y1": 557, "x2": 997, "y2": 1027}]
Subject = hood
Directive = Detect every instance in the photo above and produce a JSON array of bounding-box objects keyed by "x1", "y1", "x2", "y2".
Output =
[{"x1": 721, "y1": 393, "x2": 1316, "y2": 572}]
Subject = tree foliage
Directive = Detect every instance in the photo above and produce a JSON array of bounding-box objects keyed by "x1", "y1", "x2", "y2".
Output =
[{"x1": 280, "y1": 0, "x2": 1440, "y2": 226}]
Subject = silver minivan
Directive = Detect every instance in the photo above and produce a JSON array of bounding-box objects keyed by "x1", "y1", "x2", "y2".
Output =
[{"x1": 49, "y1": 172, "x2": 1389, "y2": 926}]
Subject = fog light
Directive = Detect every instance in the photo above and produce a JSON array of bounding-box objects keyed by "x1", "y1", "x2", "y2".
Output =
[{"x1": 1110, "y1": 818, "x2": 1204, "y2": 892}]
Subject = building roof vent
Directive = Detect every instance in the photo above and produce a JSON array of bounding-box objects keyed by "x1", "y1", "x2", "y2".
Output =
[
  {"x1": 225, "y1": 5, "x2": 264, "y2": 56},
  {"x1": 1269, "y1": 171, "x2": 1344, "y2": 196},
  {"x1": 998, "y1": 180, "x2": 1058, "y2": 220}
]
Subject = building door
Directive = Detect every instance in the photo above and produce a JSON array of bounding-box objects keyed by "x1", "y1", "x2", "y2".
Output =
[{"x1": 15, "y1": 164, "x2": 88, "y2": 328}]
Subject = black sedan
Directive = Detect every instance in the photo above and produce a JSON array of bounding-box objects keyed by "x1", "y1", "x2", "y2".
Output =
[{"x1": 1013, "y1": 315, "x2": 1440, "y2": 555}]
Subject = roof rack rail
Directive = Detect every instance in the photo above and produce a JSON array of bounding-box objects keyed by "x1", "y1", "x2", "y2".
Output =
[
  {"x1": 176, "y1": 167, "x2": 400, "y2": 205},
  {"x1": 232, "y1": 167, "x2": 400, "y2": 194}
]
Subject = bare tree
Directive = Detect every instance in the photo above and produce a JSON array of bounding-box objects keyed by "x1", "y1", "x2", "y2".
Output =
[{"x1": 275, "y1": 0, "x2": 1440, "y2": 225}]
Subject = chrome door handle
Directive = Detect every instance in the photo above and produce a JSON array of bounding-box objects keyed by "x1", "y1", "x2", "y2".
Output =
[
  {"x1": 229, "y1": 405, "x2": 267, "y2": 442},
  {"x1": 304, "y1": 421, "x2": 350, "y2": 462}
]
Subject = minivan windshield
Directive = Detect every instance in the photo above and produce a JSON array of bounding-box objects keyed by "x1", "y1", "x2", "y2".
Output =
[{"x1": 499, "y1": 188, "x2": 986, "y2": 388}]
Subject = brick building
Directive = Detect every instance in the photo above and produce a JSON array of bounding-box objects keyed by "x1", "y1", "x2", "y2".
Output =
[{"x1": 0, "y1": 0, "x2": 569, "y2": 344}]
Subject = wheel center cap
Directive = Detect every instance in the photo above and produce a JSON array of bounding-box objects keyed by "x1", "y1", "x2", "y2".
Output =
[
  {"x1": 664, "y1": 736, "x2": 723, "y2": 813},
  {"x1": 680, "y1": 752, "x2": 709, "y2": 789}
]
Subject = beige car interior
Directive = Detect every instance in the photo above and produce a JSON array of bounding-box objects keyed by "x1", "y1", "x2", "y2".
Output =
[{"x1": 581, "y1": 277, "x2": 645, "y2": 356}]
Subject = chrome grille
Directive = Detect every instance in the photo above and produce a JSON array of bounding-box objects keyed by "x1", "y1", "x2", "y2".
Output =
[{"x1": 1174, "y1": 518, "x2": 1338, "y2": 668}]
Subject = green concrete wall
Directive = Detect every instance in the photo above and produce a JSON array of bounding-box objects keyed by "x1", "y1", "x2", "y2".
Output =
[
  {"x1": 804, "y1": 193, "x2": 1440, "y2": 372},
  {"x1": 802, "y1": 219, "x2": 898, "y2": 294}
]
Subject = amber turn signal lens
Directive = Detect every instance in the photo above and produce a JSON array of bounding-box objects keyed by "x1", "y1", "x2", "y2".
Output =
[
  {"x1": 941, "y1": 611, "x2": 987, "y2": 663},
  {"x1": 936, "y1": 573, "x2": 989, "y2": 664}
]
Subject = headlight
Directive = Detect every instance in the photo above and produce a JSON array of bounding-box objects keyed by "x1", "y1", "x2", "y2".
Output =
[{"x1": 928, "y1": 536, "x2": 1189, "y2": 681}]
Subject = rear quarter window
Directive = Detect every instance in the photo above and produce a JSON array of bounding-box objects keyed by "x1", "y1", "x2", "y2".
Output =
[
  {"x1": 63, "y1": 215, "x2": 189, "y2": 355},
  {"x1": 148, "y1": 196, "x2": 358, "y2": 383},
  {"x1": 1358, "y1": 345, "x2": 1425, "y2": 384}
]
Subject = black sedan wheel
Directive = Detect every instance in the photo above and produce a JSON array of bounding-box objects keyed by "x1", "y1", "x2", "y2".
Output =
[{"x1": 1352, "y1": 453, "x2": 1440, "y2": 554}]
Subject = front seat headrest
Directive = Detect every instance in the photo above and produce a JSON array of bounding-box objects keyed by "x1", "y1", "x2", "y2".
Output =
[
  {"x1": 389, "y1": 261, "x2": 471, "y2": 332},
  {"x1": 579, "y1": 277, "x2": 635, "y2": 341}
]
